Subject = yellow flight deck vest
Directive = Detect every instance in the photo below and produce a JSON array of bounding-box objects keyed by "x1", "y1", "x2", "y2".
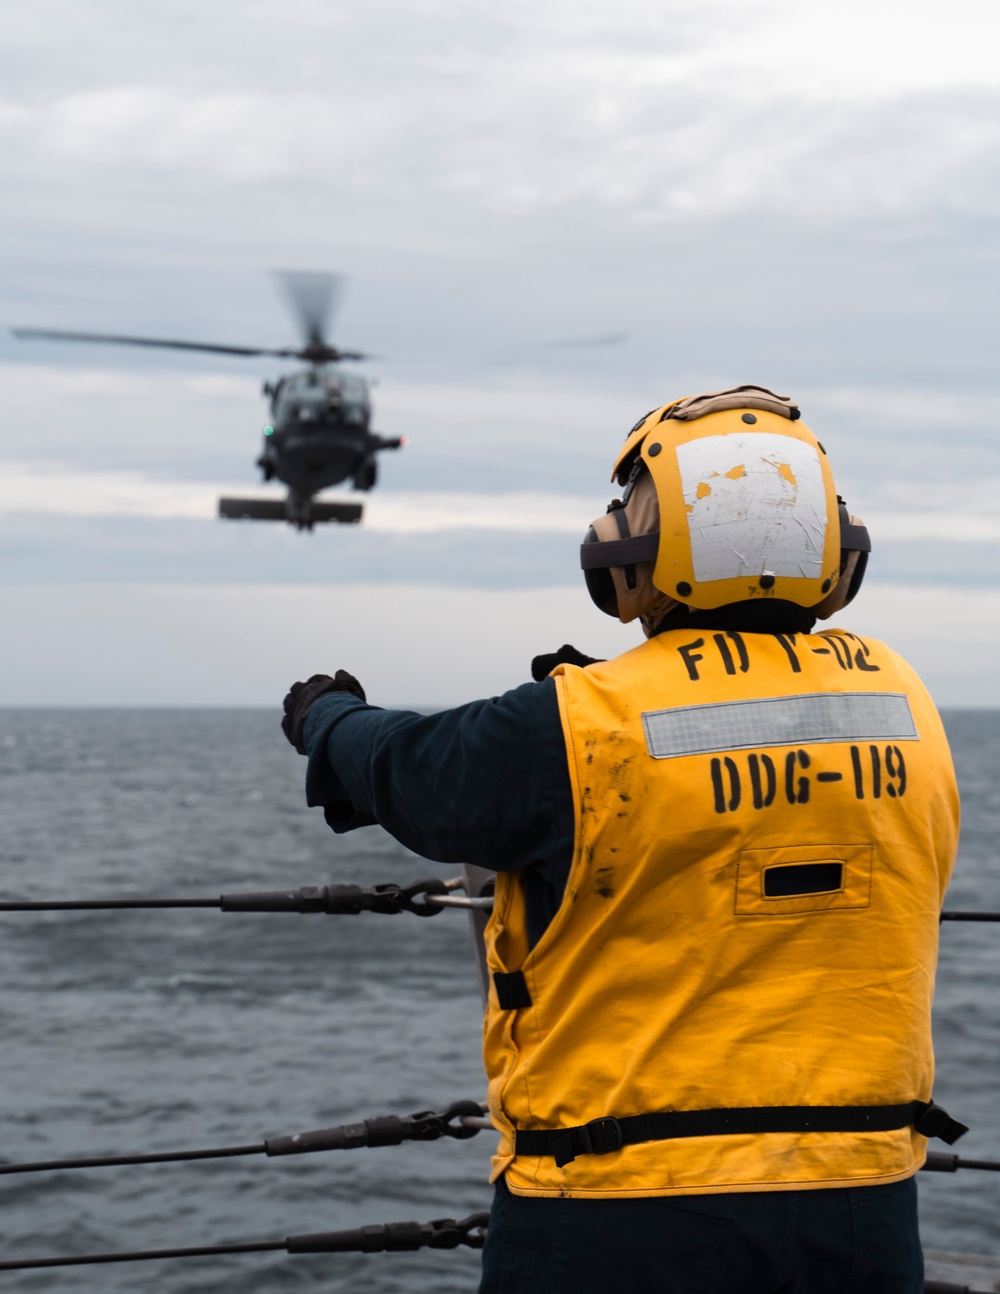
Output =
[{"x1": 483, "y1": 628, "x2": 960, "y2": 1198}]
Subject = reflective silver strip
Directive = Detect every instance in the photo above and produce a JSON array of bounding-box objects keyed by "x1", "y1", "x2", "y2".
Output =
[{"x1": 642, "y1": 692, "x2": 918, "y2": 759}]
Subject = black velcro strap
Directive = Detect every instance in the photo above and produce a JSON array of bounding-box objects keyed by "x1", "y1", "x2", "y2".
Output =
[
  {"x1": 580, "y1": 533, "x2": 660, "y2": 570},
  {"x1": 609, "y1": 500, "x2": 638, "y2": 589},
  {"x1": 840, "y1": 521, "x2": 871, "y2": 553},
  {"x1": 838, "y1": 503, "x2": 871, "y2": 553},
  {"x1": 515, "y1": 1100, "x2": 966, "y2": 1168},
  {"x1": 493, "y1": 971, "x2": 533, "y2": 1011}
]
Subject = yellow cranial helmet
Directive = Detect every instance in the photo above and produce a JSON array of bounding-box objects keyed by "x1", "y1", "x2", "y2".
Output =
[{"x1": 581, "y1": 386, "x2": 870, "y2": 627}]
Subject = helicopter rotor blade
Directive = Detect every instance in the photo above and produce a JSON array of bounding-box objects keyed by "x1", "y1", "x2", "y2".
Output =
[
  {"x1": 11, "y1": 327, "x2": 297, "y2": 360},
  {"x1": 274, "y1": 271, "x2": 343, "y2": 350},
  {"x1": 519, "y1": 331, "x2": 628, "y2": 351},
  {"x1": 328, "y1": 349, "x2": 373, "y2": 362}
]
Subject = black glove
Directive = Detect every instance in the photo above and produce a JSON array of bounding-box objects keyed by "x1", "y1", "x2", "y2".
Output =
[
  {"x1": 530, "y1": 644, "x2": 604, "y2": 682},
  {"x1": 281, "y1": 670, "x2": 366, "y2": 754}
]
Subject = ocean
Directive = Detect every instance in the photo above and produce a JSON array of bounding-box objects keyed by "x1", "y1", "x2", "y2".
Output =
[{"x1": 0, "y1": 707, "x2": 997, "y2": 1292}]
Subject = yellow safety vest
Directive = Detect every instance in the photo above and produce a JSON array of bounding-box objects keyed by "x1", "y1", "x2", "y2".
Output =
[{"x1": 483, "y1": 628, "x2": 960, "y2": 1198}]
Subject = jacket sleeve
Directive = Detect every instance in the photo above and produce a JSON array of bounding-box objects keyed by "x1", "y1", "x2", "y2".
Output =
[{"x1": 301, "y1": 679, "x2": 574, "y2": 879}]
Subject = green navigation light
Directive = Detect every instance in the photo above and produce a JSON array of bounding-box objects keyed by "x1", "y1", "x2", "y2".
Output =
[{"x1": 264, "y1": 426, "x2": 274, "y2": 436}]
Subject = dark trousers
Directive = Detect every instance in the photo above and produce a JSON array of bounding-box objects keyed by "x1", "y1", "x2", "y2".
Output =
[{"x1": 479, "y1": 1174, "x2": 923, "y2": 1294}]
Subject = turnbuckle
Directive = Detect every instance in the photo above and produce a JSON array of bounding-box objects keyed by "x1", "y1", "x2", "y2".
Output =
[
  {"x1": 422, "y1": 1212, "x2": 491, "y2": 1250},
  {"x1": 409, "y1": 1100, "x2": 489, "y2": 1142}
]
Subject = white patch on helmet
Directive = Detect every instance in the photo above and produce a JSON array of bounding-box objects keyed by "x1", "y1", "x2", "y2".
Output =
[{"x1": 677, "y1": 432, "x2": 827, "y2": 583}]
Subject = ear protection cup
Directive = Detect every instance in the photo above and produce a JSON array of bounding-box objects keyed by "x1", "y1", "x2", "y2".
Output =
[
  {"x1": 582, "y1": 526, "x2": 620, "y2": 617},
  {"x1": 843, "y1": 549, "x2": 868, "y2": 606},
  {"x1": 835, "y1": 502, "x2": 870, "y2": 607}
]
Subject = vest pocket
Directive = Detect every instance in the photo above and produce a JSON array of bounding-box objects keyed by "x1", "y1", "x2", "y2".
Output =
[
  {"x1": 764, "y1": 861, "x2": 844, "y2": 897},
  {"x1": 735, "y1": 844, "x2": 873, "y2": 916},
  {"x1": 494, "y1": 970, "x2": 533, "y2": 1010}
]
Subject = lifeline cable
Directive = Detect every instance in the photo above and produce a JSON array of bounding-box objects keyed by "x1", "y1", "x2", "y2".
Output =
[
  {"x1": 0, "y1": 1100, "x2": 488, "y2": 1177},
  {"x1": 0, "y1": 1211, "x2": 490, "y2": 1271},
  {"x1": 924, "y1": 1152, "x2": 1000, "y2": 1173},
  {"x1": 0, "y1": 1227, "x2": 987, "y2": 1289},
  {"x1": 0, "y1": 888, "x2": 990, "y2": 920},
  {"x1": 925, "y1": 1284, "x2": 991, "y2": 1294},
  {"x1": 0, "y1": 876, "x2": 491, "y2": 916}
]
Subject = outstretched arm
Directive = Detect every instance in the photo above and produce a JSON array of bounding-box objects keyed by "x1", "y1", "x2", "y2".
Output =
[{"x1": 300, "y1": 680, "x2": 573, "y2": 880}]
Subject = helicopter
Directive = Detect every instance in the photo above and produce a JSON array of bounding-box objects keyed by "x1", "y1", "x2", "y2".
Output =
[{"x1": 13, "y1": 272, "x2": 404, "y2": 530}]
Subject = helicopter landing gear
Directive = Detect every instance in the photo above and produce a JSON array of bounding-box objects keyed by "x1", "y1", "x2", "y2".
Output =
[
  {"x1": 353, "y1": 459, "x2": 378, "y2": 491},
  {"x1": 285, "y1": 492, "x2": 315, "y2": 530},
  {"x1": 218, "y1": 496, "x2": 363, "y2": 527}
]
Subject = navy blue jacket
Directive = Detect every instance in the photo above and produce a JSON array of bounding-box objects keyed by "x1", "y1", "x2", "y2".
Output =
[{"x1": 303, "y1": 681, "x2": 575, "y2": 945}]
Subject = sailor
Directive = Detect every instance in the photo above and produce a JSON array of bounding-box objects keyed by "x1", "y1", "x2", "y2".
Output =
[{"x1": 282, "y1": 386, "x2": 962, "y2": 1293}]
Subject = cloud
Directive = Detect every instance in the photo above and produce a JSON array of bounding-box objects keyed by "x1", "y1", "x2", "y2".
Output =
[
  {"x1": 5, "y1": 81, "x2": 997, "y2": 219},
  {"x1": 0, "y1": 578, "x2": 995, "y2": 707},
  {"x1": 0, "y1": 581, "x2": 639, "y2": 706},
  {"x1": 0, "y1": 462, "x2": 224, "y2": 520},
  {"x1": 0, "y1": 460, "x2": 606, "y2": 531},
  {"x1": 452, "y1": 90, "x2": 1000, "y2": 220},
  {"x1": 2, "y1": 0, "x2": 998, "y2": 707},
  {"x1": 0, "y1": 507, "x2": 996, "y2": 594},
  {"x1": 875, "y1": 512, "x2": 1000, "y2": 542},
  {"x1": 237, "y1": 0, "x2": 1000, "y2": 103},
  {"x1": 366, "y1": 491, "x2": 599, "y2": 534},
  {"x1": 4, "y1": 0, "x2": 1000, "y2": 220},
  {"x1": 242, "y1": 0, "x2": 350, "y2": 27},
  {"x1": 814, "y1": 387, "x2": 1000, "y2": 429},
  {"x1": 27, "y1": 87, "x2": 406, "y2": 181},
  {"x1": 7, "y1": 450, "x2": 999, "y2": 550}
]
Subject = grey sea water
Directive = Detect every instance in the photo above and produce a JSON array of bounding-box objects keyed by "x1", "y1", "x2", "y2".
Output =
[{"x1": 0, "y1": 708, "x2": 997, "y2": 1293}]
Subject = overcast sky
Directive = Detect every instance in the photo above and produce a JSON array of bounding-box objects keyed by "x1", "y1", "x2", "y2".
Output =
[{"x1": 2, "y1": 0, "x2": 999, "y2": 705}]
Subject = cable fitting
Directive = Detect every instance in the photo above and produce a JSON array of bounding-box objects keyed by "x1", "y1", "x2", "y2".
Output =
[
  {"x1": 218, "y1": 878, "x2": 450, "y2": 917},
  {"x1": 264, "y1": 1099, "x2": 488, "y2": 1158}
]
